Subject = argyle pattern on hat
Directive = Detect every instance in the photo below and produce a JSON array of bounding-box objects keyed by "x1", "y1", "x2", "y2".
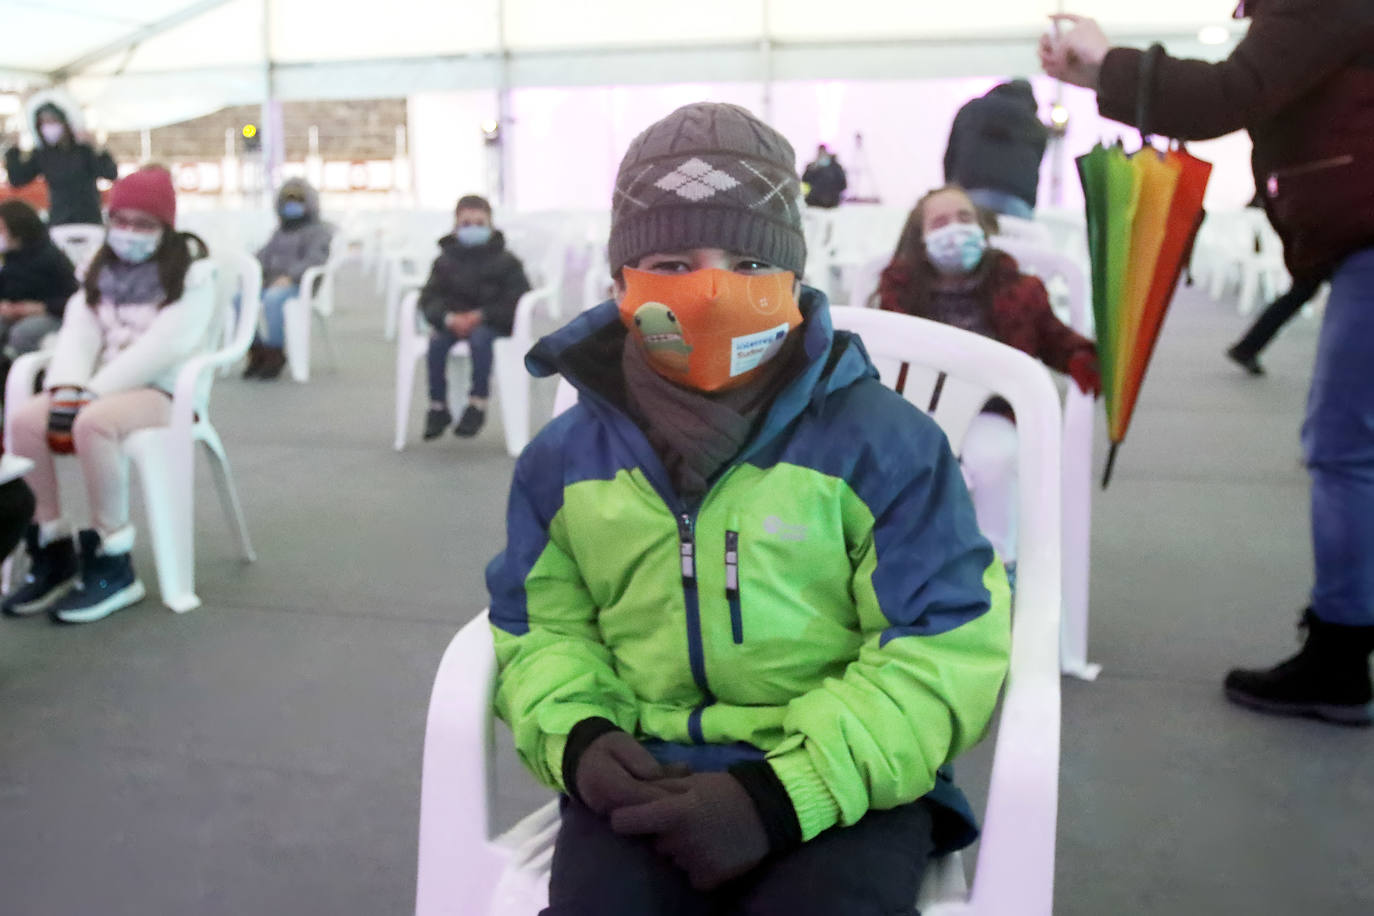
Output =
[{"x1": 608, "y1": 103, "x2": 806, "y2": 276}]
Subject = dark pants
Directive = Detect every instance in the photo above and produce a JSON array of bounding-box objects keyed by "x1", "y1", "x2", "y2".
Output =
[
  {"x1": 543, "y1": 796, "x2": 934, "y2": 916},
  {"x1": 426, "y1": 324, "x2": 497, "y2": 405},
  {"x1": 1303, "y1": 247, "x2": 1374, "y2": 626},
  {"x1": 0, "y1": 479, "x2": 36, "y2": 560},
  {"x1": 1231, "y1": 275, "x2": 1324, "y2": 360}
]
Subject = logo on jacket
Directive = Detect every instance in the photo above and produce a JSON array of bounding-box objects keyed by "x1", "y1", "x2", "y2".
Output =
[{"x1": 763, "y1": 515, "x2": 807, "y2": 542}]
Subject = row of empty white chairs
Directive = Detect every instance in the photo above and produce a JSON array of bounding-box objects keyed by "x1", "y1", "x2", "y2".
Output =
[
  {"x1": 1188, "y1": 207, "x2": 1327, "y2": 317},
  {"x1": 416, "y1": 307, "x2": 1064, "y2": 915},
  {"x1": 3, "y1": 250, "x2": 260, "y2": 612}
]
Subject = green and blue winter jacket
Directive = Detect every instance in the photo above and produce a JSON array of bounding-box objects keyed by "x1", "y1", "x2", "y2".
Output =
[{"x1": 488, "y1": 290, "x2": 1011, "y2": 852}]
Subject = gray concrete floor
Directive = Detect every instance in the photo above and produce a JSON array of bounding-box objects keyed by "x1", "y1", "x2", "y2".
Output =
[{"x1": 0, "y1": 264, "x2": 1370, "y2": 915}]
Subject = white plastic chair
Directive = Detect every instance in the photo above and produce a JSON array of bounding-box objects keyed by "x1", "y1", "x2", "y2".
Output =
[
  {"x1": 3, "y1": 253, "x2": 259, "y2": 612},
  {"x1": 283, "y1": 254, "x2": 343, "y2": 384},
  {"x1": 383, "y1": 245, "x2": 439, "y2": 342},
  {"x1": 47, "y1": 223, "x2": 106, "y2": 281},
  {"x1": 845, "y1": 253, "x2": 891, "y2": 309},
  {"x1": 392, "y1": 285, "x2": 560, "y2": 457},
  {"x1": 988, "y1": 238, "x2": 1100, "y2": 681},
  {"x1": 415, "y1": 309, "x2": 1063, "y2": 916}
]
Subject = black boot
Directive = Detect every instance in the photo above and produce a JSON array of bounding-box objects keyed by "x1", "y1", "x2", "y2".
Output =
[
  {"x1": 1224, "y1": 609, "x2": 1374, "y2": 726},
  {"x1": 453, "y1": 404, "x2": 486, "y2": 438},
  {"x1": 242, "y1": 342, "x2": 266, "y2": 379},
  {"x1": 423, "y1": 406, "x2": 453, "y2": 441},
  {"x1": 1225, "y1": 344, "x2": 1265, "y2": 376},
  {"x1": 1, "y1": 525, "x2": 78, "y2": 617}
]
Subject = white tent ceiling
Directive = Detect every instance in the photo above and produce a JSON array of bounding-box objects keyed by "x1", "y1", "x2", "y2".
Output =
[{"x1": 1, "y1": 0, "x2": 1246, "y2": 130}]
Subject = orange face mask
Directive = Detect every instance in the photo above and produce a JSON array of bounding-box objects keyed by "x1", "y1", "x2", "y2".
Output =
[{"x1": 619, "y1": 268, "x2": 803, "y2": 392}]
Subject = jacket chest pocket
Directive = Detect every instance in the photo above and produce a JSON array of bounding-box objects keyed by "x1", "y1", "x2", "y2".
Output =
[{"x1": 717, "y1": 517, "x2": 854, "y2": 647}]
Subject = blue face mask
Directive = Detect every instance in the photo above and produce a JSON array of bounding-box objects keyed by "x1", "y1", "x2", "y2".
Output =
[
  {"x1": 924, "y1": 223, "x2": 987, "y2": 275},
  {"x1": 106, "y1": 226, "x2": 163, "y2": 264},
  {"x1": 280, "y1": 200, "x2": 307, "y2": 220},
  {"x1": 455, "y1": 224, "x2": 492, "y2": 247}
]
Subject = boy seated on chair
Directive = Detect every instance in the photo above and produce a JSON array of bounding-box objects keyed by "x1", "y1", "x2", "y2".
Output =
[
  {"x1": 418, "y1": 194, "x2": 531, "y2": 440},
  {"x1": 486, "y1": 103, "x2": 1011, "y2": 916}
]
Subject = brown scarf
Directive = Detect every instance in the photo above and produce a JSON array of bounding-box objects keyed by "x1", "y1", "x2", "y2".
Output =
[{"x1": 622, "y1": 331, "x2": 805, "y2": 502}]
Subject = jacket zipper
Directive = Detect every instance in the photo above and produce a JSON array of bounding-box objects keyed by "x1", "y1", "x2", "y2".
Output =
[
  {"x1": 725, "y1": 530, "x2": 743, "y2": 644},
  {"x1": 677, "y1": 512, "x2": 713, "y2": 744},
  {"x1": 1267, "y1": 155, "x2": 1355, "y2": 197}
]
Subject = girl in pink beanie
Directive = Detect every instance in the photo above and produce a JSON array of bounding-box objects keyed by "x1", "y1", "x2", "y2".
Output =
[{"x1": 3, "y1": 167, "x2": 218, "y2": 624}]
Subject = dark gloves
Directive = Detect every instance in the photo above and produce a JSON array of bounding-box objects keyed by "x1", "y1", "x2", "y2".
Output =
[
  {"x1": 563, "y1": 718, "x2": 682, "y2": 815},
  {"x1": 610, "y1": 770, "x2": 787, "y2": 891},
  {"x1": 1067, "y1": 350, "x2": 1102, "y2": 398},
  {"x1": 46, "y1": 388, "x2": 90, "y2": 454}
]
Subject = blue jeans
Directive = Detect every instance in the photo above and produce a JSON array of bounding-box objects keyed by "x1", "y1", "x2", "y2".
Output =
[
  {"x1": 258, "y1": 283, "x2": 298, "y2": 348},
  {"x1": 1302, "y1": 247, "x2": 1374, "y2": 626},
  {"x1": 427, "y1": 323, "x2": 497, "y2": 405},
  {"x1": 966, "y1": 188, "x2": 1034, "y2": 220}
]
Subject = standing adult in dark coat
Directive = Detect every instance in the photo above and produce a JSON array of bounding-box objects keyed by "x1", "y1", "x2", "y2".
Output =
[
  {"x1": 3, "y1": 91, "x2": 117, "y2": 227},
  {"x1": 801, "y1": 145, "x2": 848, "y2": 209},
  {"x1": 943, "y1": 80, "x2": 1049, "y2": 219},
  {"x1": 1042, "y1": 0, "x2": 1374, "y2": 725}
]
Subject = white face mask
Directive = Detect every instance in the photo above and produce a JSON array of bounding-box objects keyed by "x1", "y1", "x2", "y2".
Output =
[
  {"x1": 106, "y1": 226, "x2": 163, "y2": 264},
  {"x1": 39, "y1": 123, "x2": 66, "y2": 146},
  {"x1": 925, "y1": 222, "x2": 987, "y2": 275}
]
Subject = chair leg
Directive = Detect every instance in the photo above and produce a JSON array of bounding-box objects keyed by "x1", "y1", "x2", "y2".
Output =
[
  {"x1": 385, "y1": 282, "x2": 400, "y2": 341},
  {"x1": 130, "y1": 442, "x2": 201, "y2": 613},
  {"x1": 316, "y1": 310, "x2": 340, "y2": 372},
  {"x1": 1060, "y1": 391, "x2": 1101, "y2": 681},
  {"x1": 492, "y1": 339, "x2": 530, "y2": 458},
  {"x1": 284, "y1": 296, "x2": 311, "y2": 383},
  {"x1": 395, "y1": 341, "x2": 422, "y2": 451},
  {"x1": 197, "y1": 427, "x2": 256, "y2": 563}
]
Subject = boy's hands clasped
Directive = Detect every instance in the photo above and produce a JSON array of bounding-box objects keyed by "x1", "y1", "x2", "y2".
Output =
[
  {"x1": 569, "y1": 725, "x2": 773, "y2": 890},
  {"x1": 611, "y1": 771, "x2": 771, "y2": 890}
]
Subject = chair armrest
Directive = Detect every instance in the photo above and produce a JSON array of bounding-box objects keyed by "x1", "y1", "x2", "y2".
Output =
[
  {"x1": 3, "y1": 350, "x2": 54, "y2": 453},
  {"x1": 510, "y1": 285, "x2": 558, "y2": 342},
  {"x1": 168, "y1": 349, "x2": 238, "y2": 437},
  {"x1": 299, "y1": 265, "x2": 327, "y2": 302},
  {"x1": 416, "y1": 610, "x2": 507, "y2": 915}
]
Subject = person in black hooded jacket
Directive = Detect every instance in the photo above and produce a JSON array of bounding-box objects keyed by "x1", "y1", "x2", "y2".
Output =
[
  {"x1": 417, "y1": 194, "x2": 530, "y2": 440},
  {"x1": 0, "y1": 199, "x2": 77, "y2": 368},
  {"x1": 943, "y1": 80, "x2": 1049, "y2": 219},
  {"x1": 3, "y1": 93, "x2": 117, "y2": 227}
]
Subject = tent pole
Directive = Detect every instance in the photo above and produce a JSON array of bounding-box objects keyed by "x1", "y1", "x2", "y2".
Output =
[
  {"x1": 760, "y1": 2, "x2": 774, "y2": 122},
  {"x1": 495, "y1": 0, "x2": 512, "y2": 209},
  {"x1": 261, "y1": 0, "x2": 283, "y2": 202}
]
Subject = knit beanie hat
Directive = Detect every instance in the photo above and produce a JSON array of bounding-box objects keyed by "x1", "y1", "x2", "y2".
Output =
[
  {"x1": 107, "y1": 167, "x2": 177, "y2": 227},
  {"x1": 608, "y1": 103, "x2": 806, "y2": 277}
]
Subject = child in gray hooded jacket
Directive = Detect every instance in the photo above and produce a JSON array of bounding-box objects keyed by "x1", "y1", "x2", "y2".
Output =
[{"x1": 245, "y1": 178, "x2": 333, "y2": 379}]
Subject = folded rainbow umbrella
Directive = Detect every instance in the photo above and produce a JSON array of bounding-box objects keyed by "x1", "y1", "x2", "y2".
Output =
[{"x1": 1078, "y1": 142, "x2": 1212, "y2": 487}]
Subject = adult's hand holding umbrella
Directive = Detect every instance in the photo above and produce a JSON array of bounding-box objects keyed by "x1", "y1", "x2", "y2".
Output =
[{"x1": 1040, "y1": 14, "x2": 1112, "y2": 89}]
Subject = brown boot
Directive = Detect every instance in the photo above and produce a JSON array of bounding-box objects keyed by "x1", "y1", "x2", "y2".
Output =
[
  {"x1": 242, "y1": 343, "x2": 265, "y2": 379},
  {"x1": 257, "y1": 347, "x2": 287, "y2": 380}
]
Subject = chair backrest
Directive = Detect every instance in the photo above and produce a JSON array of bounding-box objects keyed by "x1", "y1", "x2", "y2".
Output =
[
  {"x1": 195, "y1": 251, "x2": 262, "y2": 414},
  {"x1": 989, "y1": 238, "x2": 1092, "y2": 336},
  {"x1": 993, "y1": 215, "x2": 1054, "y2": 248},
  {"x1": 48, "y1": 223, "x2": 106, "y2": 281}
]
